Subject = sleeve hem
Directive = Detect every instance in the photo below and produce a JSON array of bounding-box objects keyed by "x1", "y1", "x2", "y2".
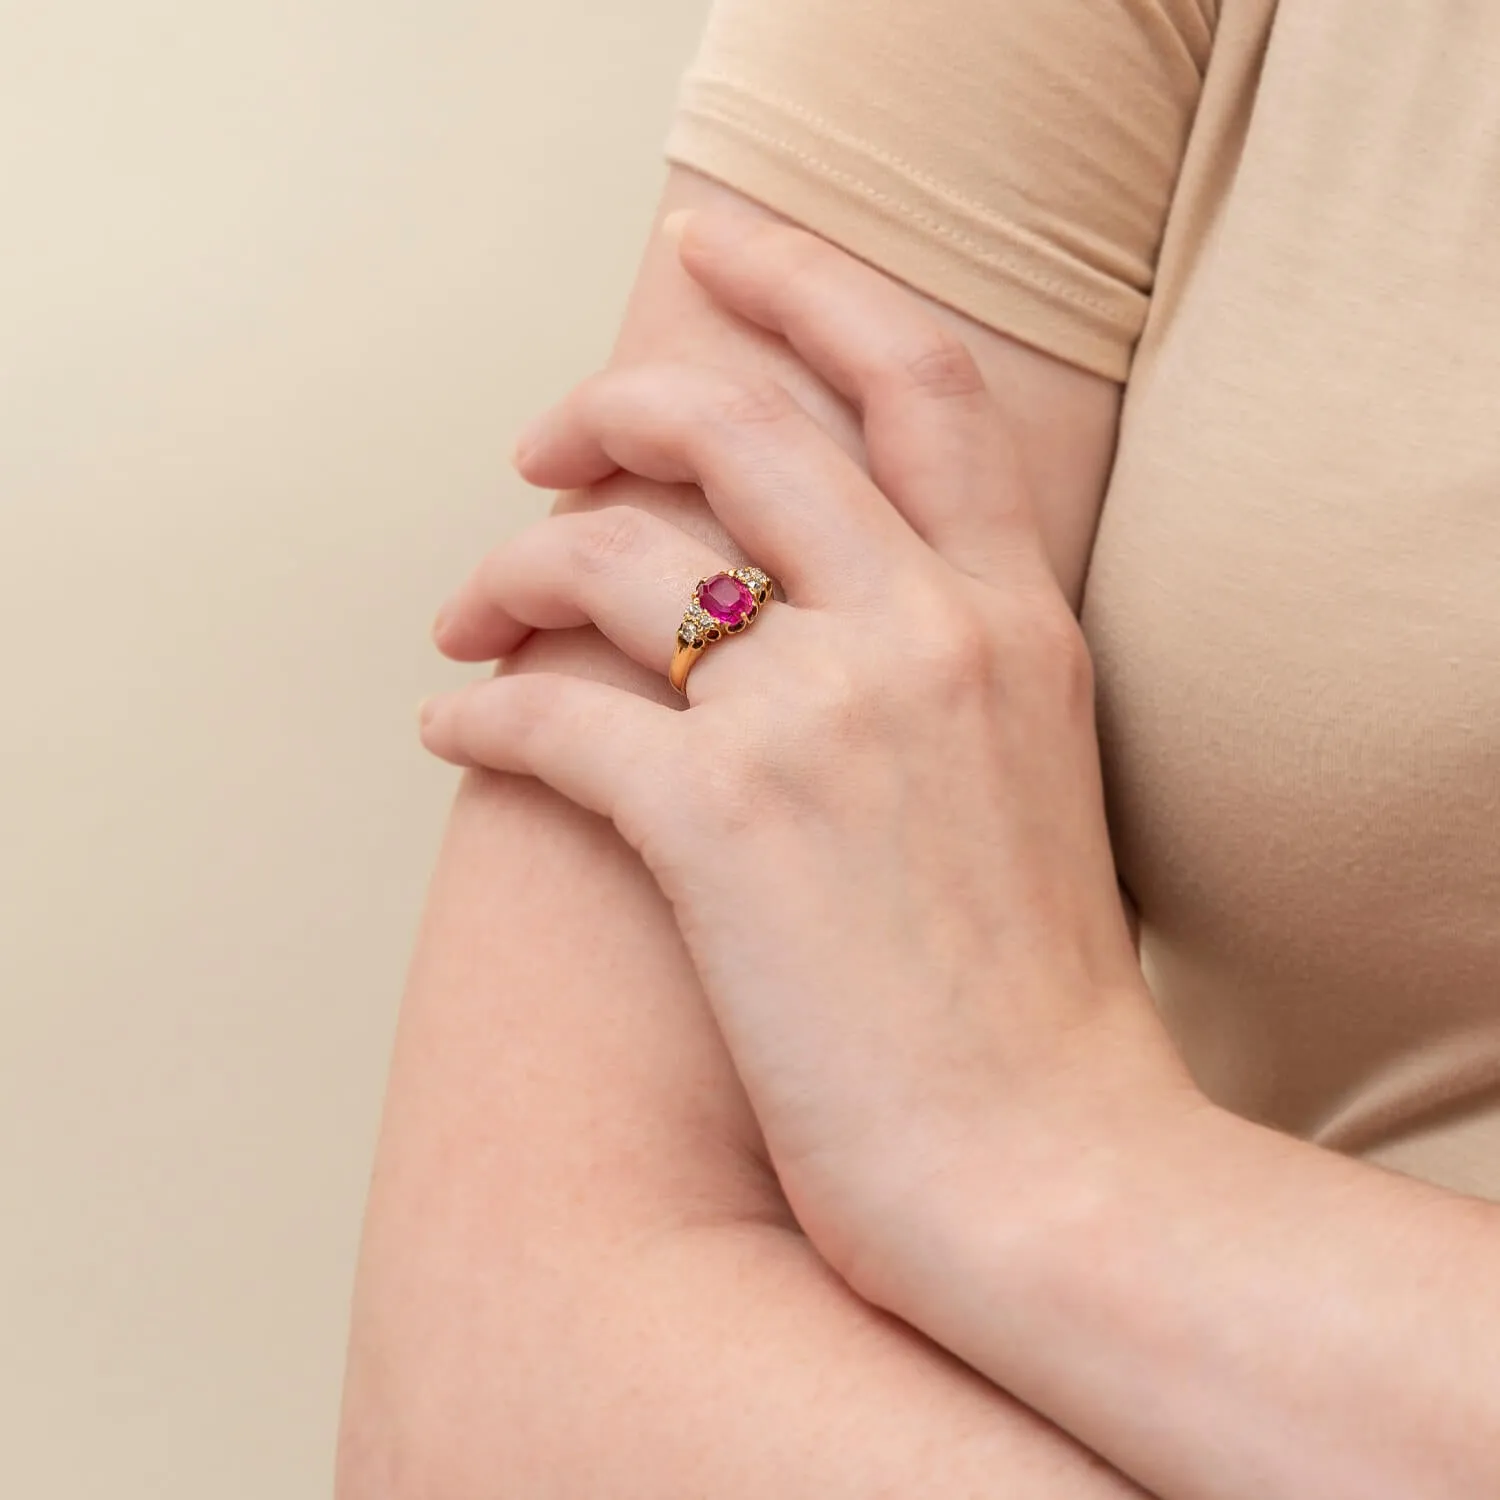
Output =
[{"x1": 665, "y1": 77, "x2": 1141, "y2": 382}]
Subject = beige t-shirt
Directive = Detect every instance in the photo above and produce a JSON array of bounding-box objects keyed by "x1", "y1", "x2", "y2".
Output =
[{"x1": 666, "y1": 0, "x2": 1500, "y2": 1201}]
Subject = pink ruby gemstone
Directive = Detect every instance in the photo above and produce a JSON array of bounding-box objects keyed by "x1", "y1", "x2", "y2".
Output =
[{"x1": 697, "y1": 572, "x2": 755, "y2": 625}]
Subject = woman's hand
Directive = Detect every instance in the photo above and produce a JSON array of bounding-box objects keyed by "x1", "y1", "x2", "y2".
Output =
[{"x1": 419, "y1": 212, "x2": 1199, "y2": 1292}]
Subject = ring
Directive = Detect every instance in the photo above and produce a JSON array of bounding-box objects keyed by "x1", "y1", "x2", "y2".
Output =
[{"x1": 669, "y1": 565, "x2": 774, "y2": 694}]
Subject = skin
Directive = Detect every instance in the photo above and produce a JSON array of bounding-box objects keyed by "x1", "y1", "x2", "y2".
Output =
[
  {"x1": 421, "y1": 212, "x2": 1180, "y2": 1264},
  {"x1": 336, "y1": 169, "x2": 1139, "y2": 1498},
  {"x1": 421, "y1": 211, "x2": 1500, "y2": 1500}
]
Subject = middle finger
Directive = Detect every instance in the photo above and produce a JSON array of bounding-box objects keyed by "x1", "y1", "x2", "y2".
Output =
[{"x1": 511, "y1": 362, "x2": 919, "y2": 605}]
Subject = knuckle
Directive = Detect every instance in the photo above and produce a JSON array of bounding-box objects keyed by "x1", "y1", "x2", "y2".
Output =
[
  {"x1": 706, "y1": 373, "x2": 796, "y2": 429},
  {"x1": 1046, "y1": 614, "x2": 1097, "y2": 715},
  {"x1": 931, "y1": 611, "x2": 996, "y2": 693},
  {"x1": 899, "y1": 329, "x2": 988, "y2": 402},
  {"x1": 1000, "y1": 594, "x2": 1097, "y2": 713},
  {"x1": 899, "y1": 582, "x2": 996, "y2": 694},
  {"x1": 896, "y1": 582, "x2": 1093, "y2": 717},
  {"x1": 573, "y1": 504, "x2": 647, "y2": 572},
  {"x1": 785, "y1": 641, "x2": 867, "y2": 730}
]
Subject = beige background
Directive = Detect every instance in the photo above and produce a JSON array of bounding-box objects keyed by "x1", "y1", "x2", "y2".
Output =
[{"x1": 0, "y1": 3, "x2": 706, "y2": 1494}]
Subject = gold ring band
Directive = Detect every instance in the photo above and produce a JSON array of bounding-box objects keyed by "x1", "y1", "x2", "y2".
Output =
[{"x1": 669, "y1": 565, "x2": 774, "y2": 694}]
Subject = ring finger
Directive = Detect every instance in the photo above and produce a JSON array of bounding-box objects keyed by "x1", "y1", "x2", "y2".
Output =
[{"x1": 433, "y1": 504, "x2": 768, "y2": 694}]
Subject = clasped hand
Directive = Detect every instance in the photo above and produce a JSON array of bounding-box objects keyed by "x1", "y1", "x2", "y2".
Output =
[{"x1": 419, "y1": 210, "x2": 1198, "y2": 1305}]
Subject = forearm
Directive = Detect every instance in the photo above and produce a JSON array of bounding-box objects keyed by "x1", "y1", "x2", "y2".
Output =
[{"x1": 883, "y1": 1090, "x2": 1500, "y2": 1500}]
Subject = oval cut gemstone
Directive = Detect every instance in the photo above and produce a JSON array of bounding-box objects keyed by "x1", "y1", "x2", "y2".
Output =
[{"x1": 697, "y1": 572, "x2": 755, "y2": 625}]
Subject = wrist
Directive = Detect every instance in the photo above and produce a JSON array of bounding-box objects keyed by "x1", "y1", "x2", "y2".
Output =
[{"x1": 841, "y1": 992, "x2": 1211, "y2": 1336}]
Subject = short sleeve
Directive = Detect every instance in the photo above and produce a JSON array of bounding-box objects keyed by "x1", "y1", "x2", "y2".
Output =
[{"x1": 665, "y1": 0, "x2": 1218, "y2": 380}]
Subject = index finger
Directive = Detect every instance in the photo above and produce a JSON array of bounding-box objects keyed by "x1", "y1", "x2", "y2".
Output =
[{"x1": 665, "y1": 211, "x2": 1049, "y2": 587}]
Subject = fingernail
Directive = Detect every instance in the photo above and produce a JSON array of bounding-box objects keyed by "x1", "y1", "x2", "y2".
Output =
[
  {"x1": 661, "y1": 208, "x2": 695, "y2": 244},
  {"x1": 431, "y1": 602, "x2": 451, "y2": 639},
  {"x1": 417, "y1": 697, "x2": 437, "y2": 730}
]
